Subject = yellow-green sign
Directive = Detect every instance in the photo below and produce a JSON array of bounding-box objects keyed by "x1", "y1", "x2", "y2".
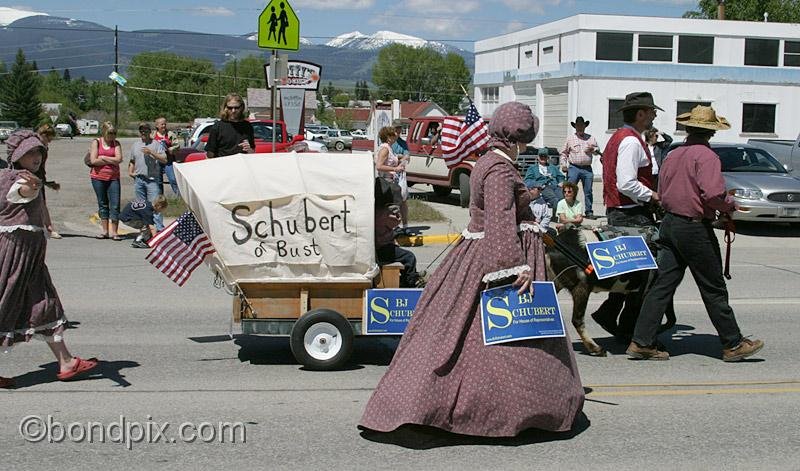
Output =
[{"x1": 258, "y1": 0, "x2": 300, "y2": 51}]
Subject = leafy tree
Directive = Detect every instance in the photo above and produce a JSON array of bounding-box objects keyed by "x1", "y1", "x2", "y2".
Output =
[
  {"x1": 372, "y1": 44, "x2": 471, "y2": 114},
  {"x1": 335, "y1": 109, "x2": 354, "y2": 130},
  {"x1": 0, "y1": 49, "x2": 43, "y2": 127},
  {"x1": 331, "y1": 92, "x2": 350, "y2": 107},
  {"x1": 354, "y1": 80, "x2": 370, "y2": 101},
  {"x1": 126, "y1": 52, "x2": 219, "y2": 121},
  {"x1": 684, "y1": 0, "x2": 800, "y2": 22},
  {"x1": 220, "y1": 54, "x2": 268, "y2": 100}
]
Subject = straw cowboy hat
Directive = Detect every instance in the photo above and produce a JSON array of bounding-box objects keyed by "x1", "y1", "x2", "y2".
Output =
[
  {"x1": 570, "y1": 116, "x2": 589, "y2": 128},
  {"x1": 676, "y1": 105, "x2": 731, "y2": 131},
  {"x1": 616, "y1": 92, "x2": 664, "y2": 112}
]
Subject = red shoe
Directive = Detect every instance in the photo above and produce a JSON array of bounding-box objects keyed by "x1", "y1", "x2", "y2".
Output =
[
  {"x1": 56, "y1": 357, "x2": 99, "y2": 381},
  {"x1": 0, "y1": 376, "x2": 14, "y2": 388}
]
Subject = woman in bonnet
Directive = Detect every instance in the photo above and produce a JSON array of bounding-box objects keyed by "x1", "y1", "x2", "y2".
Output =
[
  {"x1": 360, "y1": 102, "x2": 584, "y2": 438},
  {"x1": 1, "y1": 130, "x2": 99, "y2": 388}
]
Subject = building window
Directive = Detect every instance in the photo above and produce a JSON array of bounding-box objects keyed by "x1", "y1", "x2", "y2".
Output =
[
  {"x1": 678, "y1": 35, "x2": 714, "y2": 64},
  {"x1": 542, "y1": 46, "x2": 554, "y2": 54},
  {"x1": 596, "y1": 32, "x2": 633, "y2": 61},
  {"x1": 676, "y1": 101, "x2": 712, "y2": 131},
  {"x1": 638, "y1": 34, "x2": 672, "y2": 62},
  {"x1": 784, "y1": 41, "x2": 800, "y2": 67},
  {"x1": 745, "y1": 38, "x2": 779, "y2": 66},
  {"x1": 607, "y1": 99, "x2": 625, "y2": 130},
  {"x1": 482, "y1": 86, "x2": 499, "y2": 104},
  {"x1": 524, "y1": 50, "x2": 533, "y2": 59},
  {"x1": 742, "y1": 103, "x2": 776, "y2": 133}
]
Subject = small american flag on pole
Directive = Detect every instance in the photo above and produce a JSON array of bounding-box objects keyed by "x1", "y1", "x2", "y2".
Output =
[
  {"x1": 440, "y1": 102, "x2": 490, "y2": 169},
  {"x1": 146, "y1": 211, "x2": 215, "y2": 286}
]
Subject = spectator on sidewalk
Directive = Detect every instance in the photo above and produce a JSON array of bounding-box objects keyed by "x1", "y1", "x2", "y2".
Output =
[
  {"x1": 88, "y1": 121, "x2": 123, "y2": 240},
  {"x1": 555, "y1": 181, "x2": 584, "y2": 231},
  {"x1": 153, "y1": 117, "x2": 180, "y2": 196},
  {"x1": 560, "y1": 116, "x2": 600, "y2": 219},
  {"x1": 526, "y1": 183, "x2": 552, "y2": 231},
  {"x1": 206, "y1": 93, "x2": 255, "y2": 159},
  {"x1": 525, "y1": 147, "x2": 565, "y2": 208},
  {"x1": 128, "y1": 123, "x2": 167, "y2": 232}
]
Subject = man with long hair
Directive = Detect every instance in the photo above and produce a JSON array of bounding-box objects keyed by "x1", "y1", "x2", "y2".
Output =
[{"x1": 206, "y1": 93, "x2": 255, "y2": 159}]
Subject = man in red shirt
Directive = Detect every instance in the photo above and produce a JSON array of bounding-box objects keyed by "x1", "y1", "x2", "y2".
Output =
[{"x1": 627, "y1": 106, "x2": 764, "y2": 362}]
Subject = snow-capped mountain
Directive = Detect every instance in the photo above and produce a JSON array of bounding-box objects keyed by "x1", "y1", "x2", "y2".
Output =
[
  {"x1": 325, "y1": 30, "x2": 456, "y2": 54},
  {"x1": 244, "y1": 32, "x2": 313, "y2": 45},
  {"x1": 0, "y1": 6, "x2": 47, "y2": 26}
]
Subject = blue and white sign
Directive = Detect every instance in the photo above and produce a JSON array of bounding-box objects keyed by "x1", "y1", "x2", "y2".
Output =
[
  {"x1": 585, "y1": 235, "x2": 657, "y2": 280},
  {"x1": 480, "y1": 282, "x2": 565, "y2": 346},
  {"x1": 363, "y1": 288, "x2": 423, "y2": 335}
]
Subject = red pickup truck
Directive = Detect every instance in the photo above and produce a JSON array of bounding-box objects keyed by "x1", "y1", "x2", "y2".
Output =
[
  {"x1": 352, "y1": 116, "x2": 484, "y2": 208},
  {"x1": 178, "y1": 119, "x2": 325, "y2": 162}
]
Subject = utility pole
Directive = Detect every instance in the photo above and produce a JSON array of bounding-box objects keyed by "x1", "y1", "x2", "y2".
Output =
[
  {"x1": 114, "y1": 25, "x2": 119, "y2": 128},
  {"x1": 217, "y1": 70, "x2": 222, "y2": 108}
]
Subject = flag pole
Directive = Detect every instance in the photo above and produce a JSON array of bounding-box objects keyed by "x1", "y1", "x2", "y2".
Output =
[{"x1": 459, "y1": 84, "x2": 470, "y2": 99}]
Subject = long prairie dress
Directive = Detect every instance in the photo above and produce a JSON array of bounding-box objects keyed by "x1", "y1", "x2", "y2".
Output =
[
  {"x1": 360, "y1": 151, "x2": 584, "y2": 437},
  {"x1": 0, "y1": 169, "x2": 65, "y2": 349}
]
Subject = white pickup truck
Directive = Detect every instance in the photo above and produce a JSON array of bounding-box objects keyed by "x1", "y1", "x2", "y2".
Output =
[
  {"x1": 748, "y1": 133, "x2": 800, "y2": 176},
  {"x1": 0, "y1": 121, "x2": 19, "y2": 142}
]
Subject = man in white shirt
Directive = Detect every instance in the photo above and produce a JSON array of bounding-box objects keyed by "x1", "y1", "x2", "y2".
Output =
[{"x1": 601, "y1": 92, "x2": 662, "y2": 227}]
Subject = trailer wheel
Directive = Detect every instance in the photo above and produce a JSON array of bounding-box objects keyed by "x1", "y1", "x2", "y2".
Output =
[
  {"x1": 290, "y1": 309, "x2": 354, "y2": 370},
  {"x1": 458, "y1": 172, "x2": 471, "y2": 208}
]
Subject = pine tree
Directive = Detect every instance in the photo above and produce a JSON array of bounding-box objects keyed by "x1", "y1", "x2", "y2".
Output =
[
  {"x1": 0, "y1": 49, "x2": 43, "y2": 127},
  {"x1": 63, "y1": 68, "x2": 71, "y2": 82}
]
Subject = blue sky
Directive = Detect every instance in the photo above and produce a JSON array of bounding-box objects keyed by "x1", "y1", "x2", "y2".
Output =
[{"x1": 6, "y1": 0, "x2": 700, "y2": 48}]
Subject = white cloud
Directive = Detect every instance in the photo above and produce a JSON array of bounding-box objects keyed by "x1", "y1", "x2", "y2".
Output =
[
  {"x1": 499, "y1": 0, "x2": 563, "y2": 12},
  {"x1": 636, "y1": 0, "x2": 695, "y2": 4},
  {"x1": 294, "y1": 0, "x2": 375, "y2": 8},
  {"x1": 405, "y1": 0, "x2": 480, "y2": 14},
  {"x1": 193, "y1": 6, "x2": 235, "y2": 17},
  {"x1": 504, "y1": 20, "x2": 526, "y2": 34}
]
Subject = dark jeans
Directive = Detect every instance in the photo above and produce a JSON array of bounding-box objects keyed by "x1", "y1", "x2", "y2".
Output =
[
  {"x1": 597, "y1": 205, "x2": 657, "y2": 339},
  {"x1": 377, "y1": 244, "x2": 420, "y2": 287},
  {"x1": 568, "y1": 164, "x2": 593, "y2": 214},
  {"x1": 90, "y1": 178, "x2": 120, "y2": 221},
  {"x1": 633, "y1": 213, "x2": 742, "y2": 348},
  {"x1": 541, "y1": 185, "x2": 563, "y2": 208}
]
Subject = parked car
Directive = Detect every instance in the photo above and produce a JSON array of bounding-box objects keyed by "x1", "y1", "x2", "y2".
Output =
[
  {"x1": 304, "y1": 124, "x2": 330, "y2": 141},
  {"x1": 322, "y1": 129, "x2": 353, "y2": 151},
  {"x1": 0, "y1": 121, "x2": 20, "y2": 142},
  {"x1": 55, "y1": 123, "x2": 73, "y2": 137},
  {"x1": 350, "y1": 129, "x2": 368, "y2": 139},
  {"x1": 747, "y1": 132, "x2": 800, "y2": 176},
  {"x1": 667, "y1": 142, "x2": 800, "y2": 223}
]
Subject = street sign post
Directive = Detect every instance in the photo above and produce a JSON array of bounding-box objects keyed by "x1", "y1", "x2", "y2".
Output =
[{"x1": 257, "y1": 0, "x2": 300, "y2": 51}]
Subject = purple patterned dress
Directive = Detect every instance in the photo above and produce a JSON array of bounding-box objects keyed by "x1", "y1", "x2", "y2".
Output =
[
  {"x1": 360, "y1": 151, "x2": 584, "y2": 437},
  {"x1": 0, "y1": 169, "x2": 65, "y2": 348}
]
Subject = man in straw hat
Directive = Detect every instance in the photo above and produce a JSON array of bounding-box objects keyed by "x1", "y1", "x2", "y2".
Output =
[
  {"x1": 627, "y1": 105, "x2": 764, "y2": 361},
  {"x1": 593, "y1": 92, "x2": 663, "y2": 340}
]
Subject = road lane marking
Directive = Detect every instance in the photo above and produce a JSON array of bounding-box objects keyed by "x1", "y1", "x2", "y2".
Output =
[
  {"x1": 587, "y1": 380, "x2": 800, "y2": 388},
  {"x1": 588, "y1": 387, "x2": 800, "y2": 397}
]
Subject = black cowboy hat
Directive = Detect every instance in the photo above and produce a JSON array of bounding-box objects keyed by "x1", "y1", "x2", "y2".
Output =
[
  {"x1": 616, "y1": 92, "x2": 664, "y2": 112},
  {"x1": 570, "y1": 116, "x2": 589, "y2": 128}
]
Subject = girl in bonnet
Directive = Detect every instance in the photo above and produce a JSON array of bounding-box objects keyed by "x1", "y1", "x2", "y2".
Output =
[
  {"x1": 360, "y1": 102, "x2": 584, "y2": 438},
  {"x1": 1, "y1": 130, "x2": 99, "y2": 388}
]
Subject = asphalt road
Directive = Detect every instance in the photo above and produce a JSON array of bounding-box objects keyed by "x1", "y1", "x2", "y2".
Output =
[{"x1": 2, "y1": 137, "x2": 799, "y2": 469}]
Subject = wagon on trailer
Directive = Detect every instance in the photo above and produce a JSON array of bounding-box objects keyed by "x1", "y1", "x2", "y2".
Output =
[{"x1": 174, "y1": 152, "x2": 415, "y2": 370}]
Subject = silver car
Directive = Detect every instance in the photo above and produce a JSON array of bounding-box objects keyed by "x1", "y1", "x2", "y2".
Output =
[
  {"x1": 709, "y1": 144, "x2": 800, "y2": 223},
  {"x1": 323, "y1": 129, "x2": 353, "y2": 151}
]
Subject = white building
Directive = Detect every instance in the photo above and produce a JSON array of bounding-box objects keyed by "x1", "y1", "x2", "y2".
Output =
[{"x1": 473, "y1": 14, "x2": 800, "y2": 159}]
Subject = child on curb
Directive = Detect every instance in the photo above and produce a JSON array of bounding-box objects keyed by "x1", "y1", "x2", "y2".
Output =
[
  {"x1": 119, "y1": 195, "x2": 168, "y2": 248},
  {"x1": 1, "y1": 130, "x2": 99, "y2": 388}
]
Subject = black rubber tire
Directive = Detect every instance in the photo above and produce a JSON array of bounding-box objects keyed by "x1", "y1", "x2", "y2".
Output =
[
  {"x1": 334, "y1": 141, "x2": 345, "y2": 151},
  {"x1": 458, "y1": 172, "x2": 471, "y2": 208},
  {"x1": 432, "y1": 185, "x2": 451, "y2": 196},
  {"x1": 290, "y1": 309, "x2": 354, "y2": 371}
]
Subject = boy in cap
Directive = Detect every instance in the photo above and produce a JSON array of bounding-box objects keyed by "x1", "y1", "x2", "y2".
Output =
[{"x1": 120, "y1": 195, "x2": 168, "y2": 248}]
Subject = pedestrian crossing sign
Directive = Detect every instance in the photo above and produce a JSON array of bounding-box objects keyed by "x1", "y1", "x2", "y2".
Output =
[{"x1": 258, "y1": 0, "x2": 300, "y2": 51}]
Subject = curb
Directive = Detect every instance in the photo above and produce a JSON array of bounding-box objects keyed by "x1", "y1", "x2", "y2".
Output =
[{"x1": 396, "y1": 233, "x2": 462, "y2": 247}]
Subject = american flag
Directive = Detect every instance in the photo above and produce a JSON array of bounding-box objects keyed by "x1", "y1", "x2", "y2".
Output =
[
  {"x1": 440, "y1": 102, "x2": 490, "y2": 169},
  {"x1": 146, "y1": 211, "x2": 215, "y2": 286}
]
